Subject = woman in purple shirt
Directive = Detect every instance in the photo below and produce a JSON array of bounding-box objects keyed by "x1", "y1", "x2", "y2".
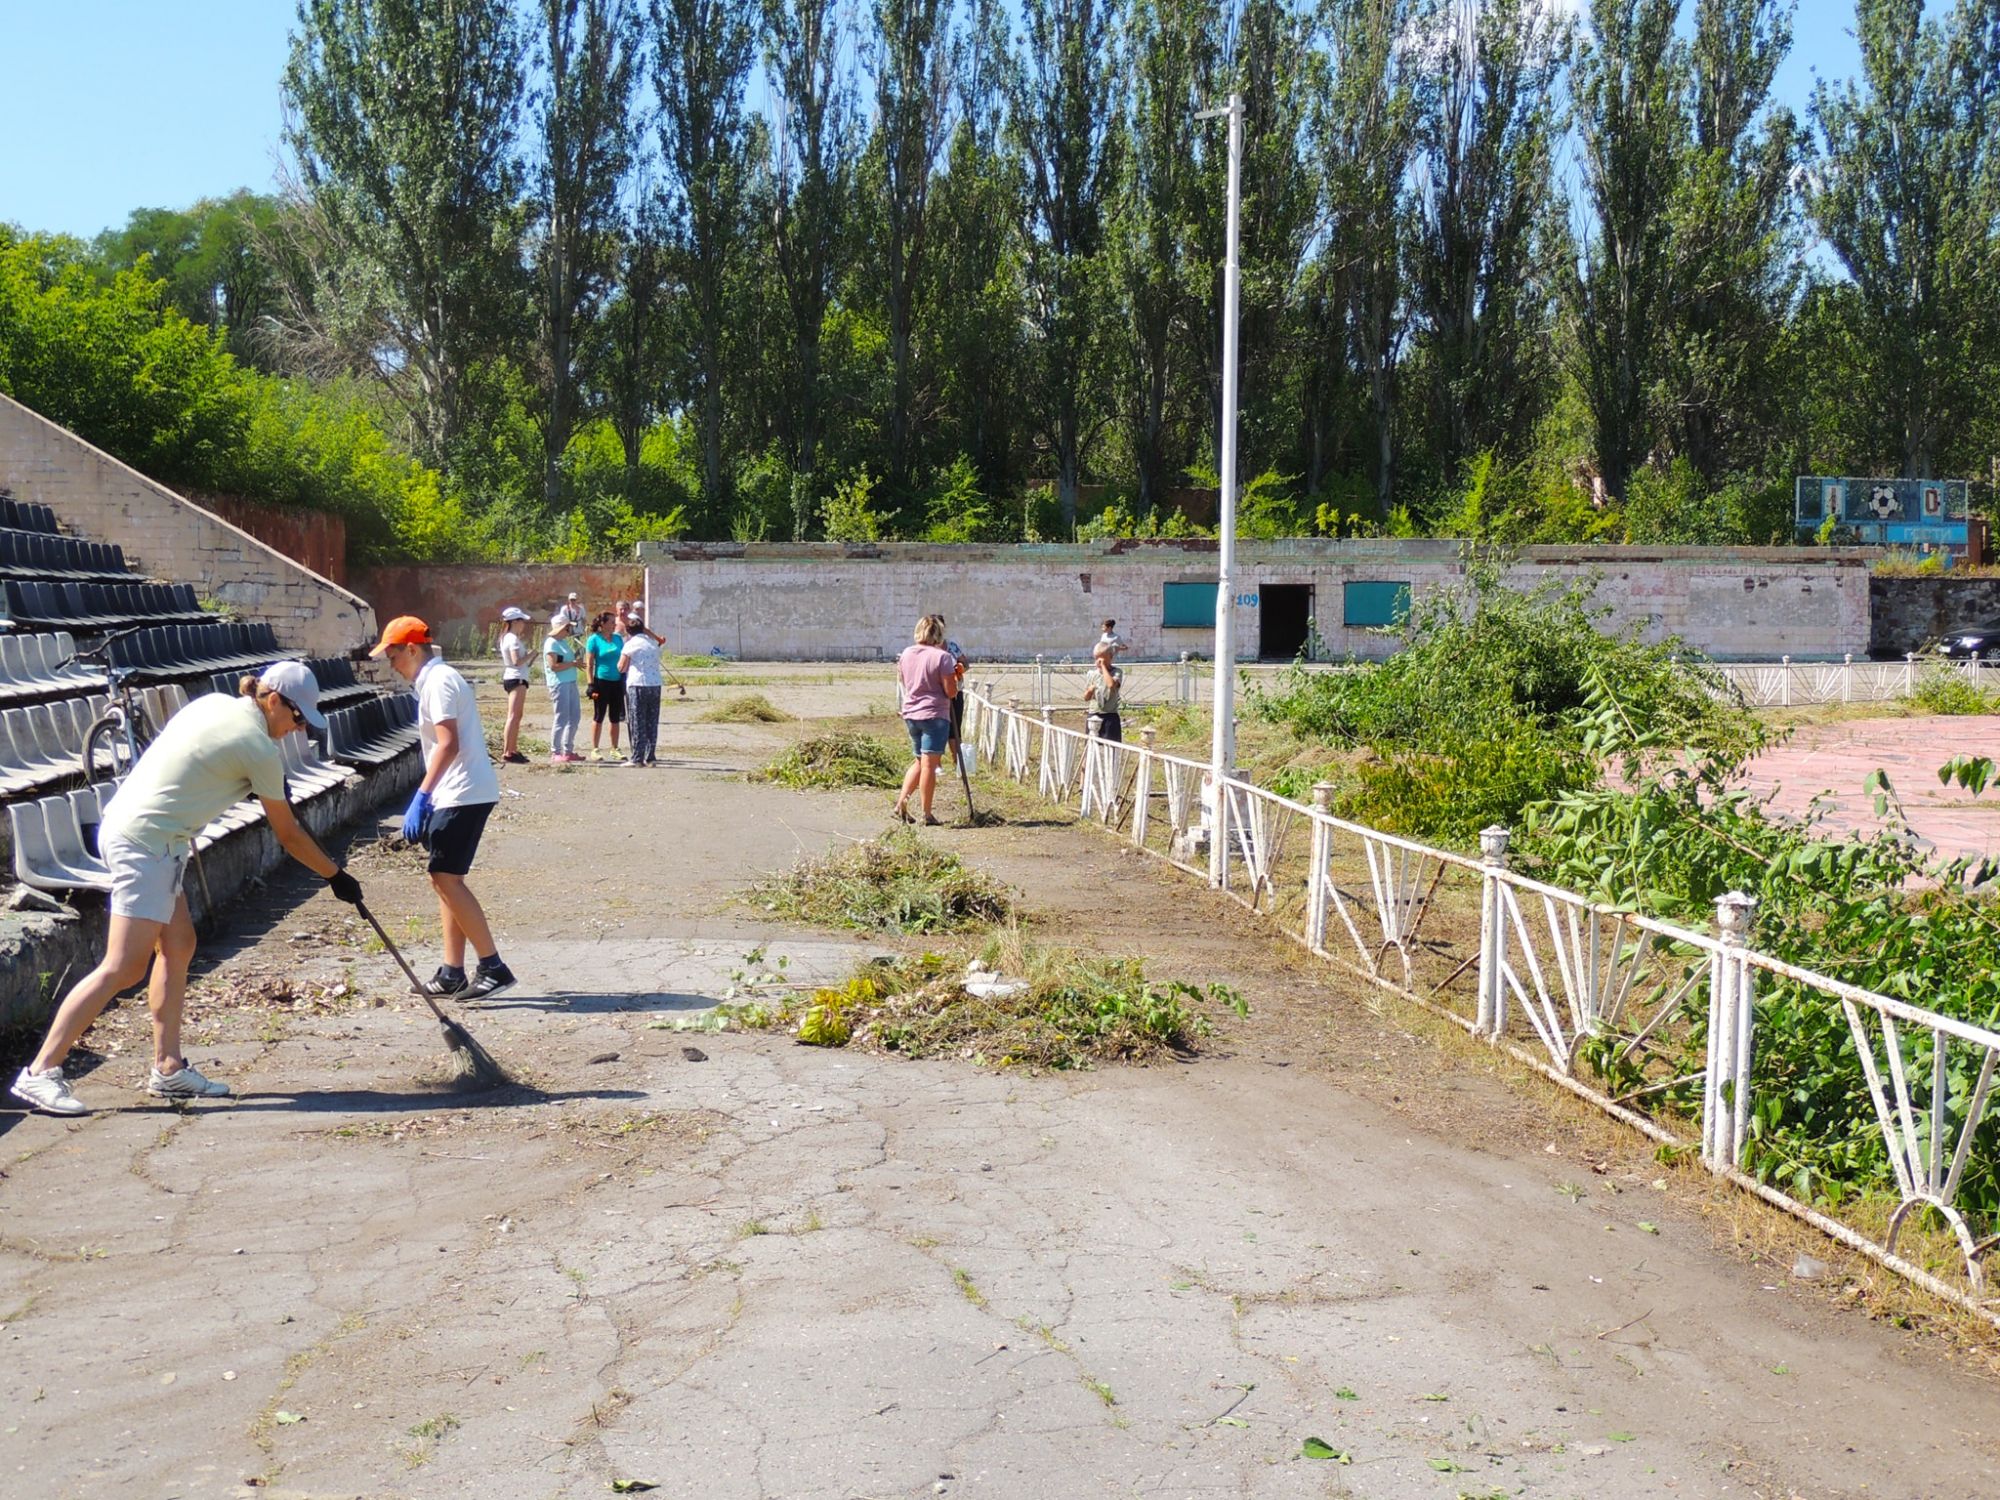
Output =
[{"x1": 894, "y1": 614, "x2": 961, "y2": 824}]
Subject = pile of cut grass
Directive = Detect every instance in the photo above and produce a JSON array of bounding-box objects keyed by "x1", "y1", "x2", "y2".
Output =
[
  {"x1": 681, "y1": 935, "x2": 1248, "y2": 1070},
  {"x1": 755, "y1": 830, "x2": 1012, "y2": 934},
  {"x1": 700, "y1": 692, "x2": 796, "y2": 723},
  {"x1": 762, "y1": 732, "x2": 906, "y2": 789}
]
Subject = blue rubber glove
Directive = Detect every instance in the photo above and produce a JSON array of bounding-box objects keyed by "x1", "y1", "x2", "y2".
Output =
[{"x1": 401, "y1": 789, "x2": 434, "y2": 844}]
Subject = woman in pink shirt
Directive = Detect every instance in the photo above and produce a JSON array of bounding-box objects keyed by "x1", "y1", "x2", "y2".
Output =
[{"x1": 894, "y1": 614, "x2": 961, "y2": 824}]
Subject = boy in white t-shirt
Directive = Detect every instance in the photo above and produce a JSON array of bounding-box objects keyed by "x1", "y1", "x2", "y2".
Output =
[
  {"x1": 1095, "y1": 618, "x2": 1126, "y2": 661},
  {"x1": 371, "y1": 615, "x2": 515, "y2": 1001},
  {"x1": 497, "y1": 605, "x2": 531, "y2": 763}
]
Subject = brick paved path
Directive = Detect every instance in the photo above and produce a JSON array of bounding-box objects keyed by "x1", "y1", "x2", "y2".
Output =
[{"x1": 1740, "y1": 715, "x2": 2000, "y2": 863}]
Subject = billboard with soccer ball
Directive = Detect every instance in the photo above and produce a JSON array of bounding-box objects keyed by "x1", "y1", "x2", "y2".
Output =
[{"x1": 1795, "y1": 476, "x2": 1970, "y2": 551}]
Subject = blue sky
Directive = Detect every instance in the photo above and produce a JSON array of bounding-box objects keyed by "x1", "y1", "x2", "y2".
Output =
[{"x1": 2, "y1": 0, "x2": 1875, "y2": 241}]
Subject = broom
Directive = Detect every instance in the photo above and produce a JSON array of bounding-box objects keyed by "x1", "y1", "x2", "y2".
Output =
[
  {"x1": 354, "y1": 898, "x2": 512, "y2": 1092},
  {"x1": 293, "y1": 796, "x2": 512, "y2": 1091}
]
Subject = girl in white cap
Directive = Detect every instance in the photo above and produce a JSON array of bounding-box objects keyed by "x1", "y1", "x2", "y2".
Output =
[
  {"x1": 498, "y1": 606, "x2": 532, "y2": 763},
  {"x1": 10, "y1": 663, "x2": 365, "y2": 1115}
]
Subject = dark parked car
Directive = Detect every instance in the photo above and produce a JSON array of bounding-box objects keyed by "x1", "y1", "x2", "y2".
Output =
[{"x1": 1939, "y1": 619, "x2": 2000, "y2": 659}]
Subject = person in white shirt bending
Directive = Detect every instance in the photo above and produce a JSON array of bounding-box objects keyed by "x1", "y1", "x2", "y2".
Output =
[
  {"x1": 371, "y1": 615, "x2": 516, "y2": 1002},
  {"x1": 497, "y1": 605, "x2": 532, "y2": 764}
]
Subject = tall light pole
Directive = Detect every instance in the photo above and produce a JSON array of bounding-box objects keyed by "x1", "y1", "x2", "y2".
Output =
[{"x1": 1198, "y1": 92, "x2": 1242, "y2": 888}]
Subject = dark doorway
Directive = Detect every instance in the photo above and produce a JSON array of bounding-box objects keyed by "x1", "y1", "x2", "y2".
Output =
[{"x1": 1259, "y1": 585, "x2": 1313, "y2": 661}]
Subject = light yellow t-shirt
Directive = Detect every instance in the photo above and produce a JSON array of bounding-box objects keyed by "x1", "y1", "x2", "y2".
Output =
[{"x1": 100, "y1": 694, "x2": 288, "y2": 856}]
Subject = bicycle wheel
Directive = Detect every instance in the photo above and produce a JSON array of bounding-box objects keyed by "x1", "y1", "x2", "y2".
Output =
[
  {"x1": 81, "y1": 706, "x2": 152, "y2": 784},
  {"x1": 80, "y1": 713, "x2": 122, "y2": 786}
]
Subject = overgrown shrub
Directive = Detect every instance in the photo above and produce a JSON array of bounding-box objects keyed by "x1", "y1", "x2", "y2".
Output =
[
  {"x1": 1910, "y1": 666, "x2": 1997, "y2": 715},
  {"x1": 1247, "y1": 562, "x2": 1757, "y2": 843}
]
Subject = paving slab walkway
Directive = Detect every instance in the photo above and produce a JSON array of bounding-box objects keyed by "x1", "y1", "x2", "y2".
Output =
[
  {"x1": 1738, "y1": 714, "x2": 2000, "y2": 864},
  {"x1": 2, "y1": 689, "x2": 1995, "y2": 1499}
]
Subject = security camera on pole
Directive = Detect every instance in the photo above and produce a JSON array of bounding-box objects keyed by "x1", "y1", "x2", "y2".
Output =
[{"x1": 1197, "y1": 92, "x2": 1243, "y2": 888}]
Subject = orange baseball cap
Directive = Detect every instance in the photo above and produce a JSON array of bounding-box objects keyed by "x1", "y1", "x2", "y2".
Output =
[{"x1": 368, "y1": 615, "x2": 434, "y2": 657}]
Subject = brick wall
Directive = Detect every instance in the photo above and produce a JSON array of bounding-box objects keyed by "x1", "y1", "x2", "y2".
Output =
[
  {"x1": 352, "y1": 563, "x2": 645, "y2": 656},
  {"x1": 0, "y1": 394, "x2": 375, "y2": 658},
  {"x1": 199, "y1": 495, "x2": 349, "y2": 586}
]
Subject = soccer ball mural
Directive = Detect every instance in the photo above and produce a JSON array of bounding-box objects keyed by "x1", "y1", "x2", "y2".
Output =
[{"x1": 1795, "y1": 475, "x2": 1972, "y2": 554}]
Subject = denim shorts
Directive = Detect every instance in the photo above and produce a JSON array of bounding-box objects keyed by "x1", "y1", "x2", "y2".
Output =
[{"x1": 905, "y1": 716, "x2": 952, "y2": 756}]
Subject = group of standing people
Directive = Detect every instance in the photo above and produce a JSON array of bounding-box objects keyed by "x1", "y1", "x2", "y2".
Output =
[{"x1": 496, "y1": 594, "x2": 667, "y2": 767}]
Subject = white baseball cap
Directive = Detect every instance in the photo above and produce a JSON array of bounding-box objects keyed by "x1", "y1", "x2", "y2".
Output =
[
  {"x1": 549, "y1": 611, "x2": 571, "y2": 629},
  {"x1": 501, "y1": 606, "x2": 530, "y2": 621},
  {"x1": 258, "y1": 660, "x2": 327, "y2": 730},
  {"x1": 567, "y1": 592, "x2": 579, "y2": 600}
]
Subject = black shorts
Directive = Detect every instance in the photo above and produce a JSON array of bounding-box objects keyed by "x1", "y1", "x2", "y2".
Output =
[
  {"x1": 590, "y1": 680, "x2": 626, "y2": 724},
  {"x1": 424, "y1": 801, "x2": 493, "y2": 877},
  {"x1": 501, "y1": 676, "x2": 527, "y2": 694}
]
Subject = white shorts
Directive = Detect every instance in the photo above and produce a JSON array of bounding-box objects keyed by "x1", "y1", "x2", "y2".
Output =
[{"x1": 101, "y1": 831, "x2": 189, "y2": 924}]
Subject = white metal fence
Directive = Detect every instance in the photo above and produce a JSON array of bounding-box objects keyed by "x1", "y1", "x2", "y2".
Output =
[
  {"x1": 981, "y1": 652, "x2": 1997, "y2": 711},
  {"x1": 963, "y1": 684, "x2": 2000, "y2": 1325}
]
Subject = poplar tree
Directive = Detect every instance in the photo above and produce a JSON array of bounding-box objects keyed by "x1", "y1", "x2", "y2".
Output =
[
  {"x1": 529, "y1": 0, "x2": 638, "y2": 508},
  {"x1": 925, "y1": 0, "x2": 1026, "y2": 498},
  {"x1": 1566, "y1": 0, "x2": 1688, "y2": 503},
  {"x1": 762, "y1": 0, "x2": 859, "y2": 537},
  {"x1": 1113, "y1": 0, "x2": 1203, "y2": 512},
  {"x1": 1660, "y1": 0, "x2": 1800, "y2": 485},
  {"x1": 872, "y1": 0, "x2": 959, "y2": 490},
  {"x1": 281, "y1": 0, "x2": 527, "y2": 463},
  {"x1": 1808, "y1": 0, "x2": 2000, "y2": 478},
  {"x1": 1008, "y1": 0, "x2": 1123, "y2": 525},
  {"x1": 649, "y1": 0, "x2": 757, "y2": 516},
  {"x1": 1406, "y1": 0, "x2": 1565, "y2": 483},
  {"x1": 1318, "y1": 0, "x2": 1413, "y2": 516}
]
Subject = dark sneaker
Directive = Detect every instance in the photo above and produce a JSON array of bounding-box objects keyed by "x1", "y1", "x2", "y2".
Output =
[
  {"x1": 502, "y1": 752, "x2": 529, "y2": 764},
  {"x1": 461, "y1": 962, "x2": 517, "y2": 1003},
  {"x1": 422, "y1": 966, "x2": 469, "y2": 998}
]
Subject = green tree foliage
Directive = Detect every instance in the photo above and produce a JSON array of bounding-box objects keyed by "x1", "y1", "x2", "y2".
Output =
[
  {"x1": 1807, "y1": 0, "x2": 2000, "y2": 479},
  {"x1": 1008, "y1": 0, "x2": 1124, "y2": 526},
  {"x1": 91, "y1": 193, "x2": 288, "y2": 365},
  {"x1": 281, "y1": 0, "x2": 529, "y2": 463},
  {"x1": 762, "y1": 0, "x2": 860, "y2": 537},
  {"x1": 648, "y1": 0, "x2": 758, "y2": 522},
  {"x1": 1318, "y1": 0, "x2": 1414, "y2": 517},
  {"x1": 527, "y1": 0, "x2": 638, "y2": 508},
  {"x1": 1566, "y1": 0, "x2": 1689, "y2": 504},
  {"x1": 11, "y1": 0, "x2": 2000, "y2": 562},
  {"x1": 1405, "y1": 0, "x2": 1565, "y2": 485}
]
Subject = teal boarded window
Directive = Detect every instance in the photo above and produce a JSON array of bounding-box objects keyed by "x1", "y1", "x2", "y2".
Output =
[
  {"x1": 1343, "y1": 580, "x2": 1411, "y2": 628},
  {"x1": 1162, "y1": 581, "x2": 1219, "y2": 628}
]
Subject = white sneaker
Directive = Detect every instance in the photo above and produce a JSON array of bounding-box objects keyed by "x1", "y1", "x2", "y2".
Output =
[
  {"x1": 147, "y1": 1062, "x2": 231, "y2": 1099},
  {"x1": 11, "y1": 1065, "x2": 89, "y2": 1116}
]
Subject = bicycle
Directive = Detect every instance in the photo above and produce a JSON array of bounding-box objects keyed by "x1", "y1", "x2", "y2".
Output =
[{"x1": 71, "y1": 625, "x2": 155, "y2": 786}]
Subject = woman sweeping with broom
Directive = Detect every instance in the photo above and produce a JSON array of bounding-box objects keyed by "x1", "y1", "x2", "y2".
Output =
[{"x1": 10, "y1": 663, "x2": 365, "y2": 1116}]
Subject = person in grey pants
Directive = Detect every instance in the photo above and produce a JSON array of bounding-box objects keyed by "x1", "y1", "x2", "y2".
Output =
[{"x1": 544, "y1": 612, "x2": 583, "y2": 762}]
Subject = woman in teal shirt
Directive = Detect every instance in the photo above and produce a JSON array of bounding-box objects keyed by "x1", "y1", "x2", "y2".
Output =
[{"x1": 584, "y1": 611, "x2": 627, "y2": 762}]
